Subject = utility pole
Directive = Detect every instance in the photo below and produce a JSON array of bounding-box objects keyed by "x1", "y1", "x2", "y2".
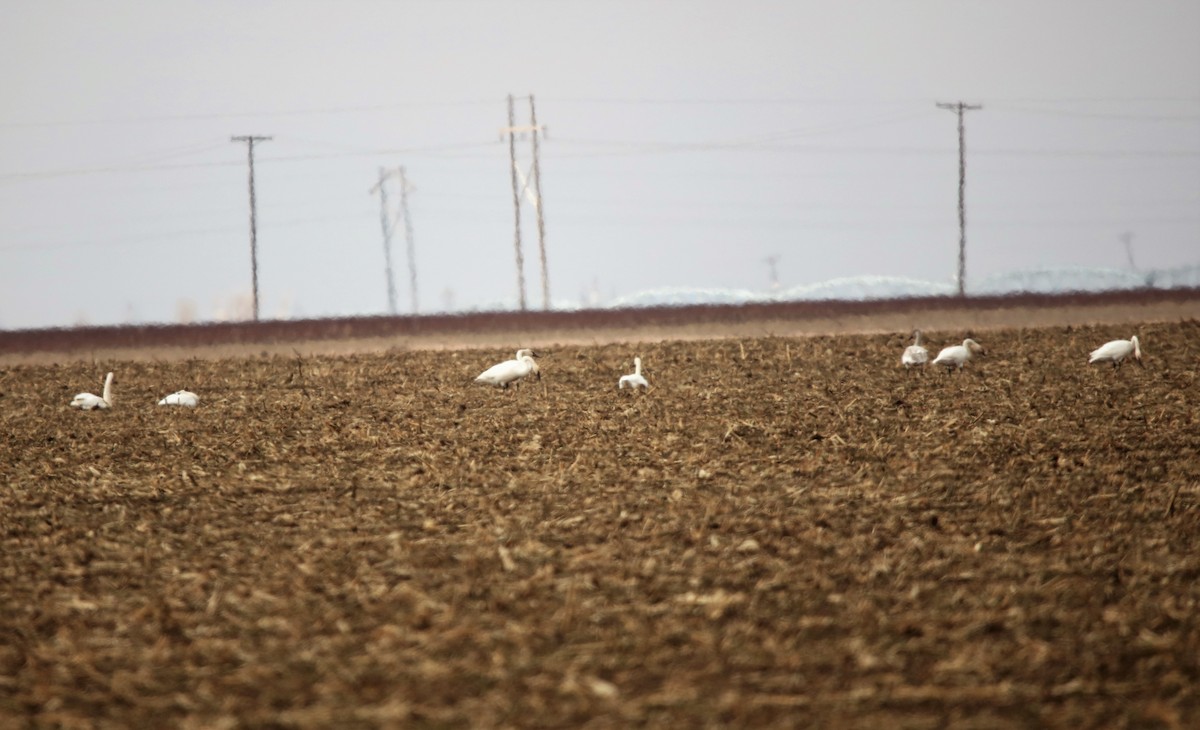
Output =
[
  {"x1": 501, "y1": 94, "x2": 551, "y2": 310},
  {"x1": 529, "y1": 94, "x2": 550, "y2": 310},
  {"x1": 231, "y1": 135, "x2": 272, "y2": 320},
  {"x1": 936, "y1": 102, "x2": 981, "y2": 297},
  {"x1": 369, "y1": 167, "x2": 399, "y2": 316},
  {"x1": 505, "y1": 94, "x2": 527, "y2": 311},
  {"x1": 397, "y1": 166, "x2": 418, "y2": 314}
]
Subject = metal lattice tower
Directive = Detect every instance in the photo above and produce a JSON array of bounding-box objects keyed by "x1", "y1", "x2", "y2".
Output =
[{"x1": 501, "y1": 94, "x2": 551, "y2": 310}]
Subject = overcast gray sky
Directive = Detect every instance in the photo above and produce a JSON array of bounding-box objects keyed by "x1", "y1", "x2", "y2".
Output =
[{"x1": 2, "y1": 0, "x2": 1198, "y2": 330}]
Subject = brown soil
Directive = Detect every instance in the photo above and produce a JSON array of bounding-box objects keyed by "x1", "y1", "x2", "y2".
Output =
[{"x1": 1, "y1": 319, "x2": 1198, "y2": 727}]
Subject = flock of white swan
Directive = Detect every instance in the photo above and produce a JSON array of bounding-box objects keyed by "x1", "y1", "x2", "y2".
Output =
[
  {"x1": 901, "y1": 331, "x2": 1143, "y2": 373},
  {"x1": 68, "y1": 372, "x2": 201, "y2": 411},
  {"x1": 67, "y1": 333, "x2": 1143, "y2": 411}
]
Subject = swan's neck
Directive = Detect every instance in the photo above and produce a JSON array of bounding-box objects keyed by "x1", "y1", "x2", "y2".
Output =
[
  {"x1": 634, "y1": 358, "x2": 642, "y2": 375},
  {"x1": 101, "y1": 372, "x2": 113, "y2": 404}
]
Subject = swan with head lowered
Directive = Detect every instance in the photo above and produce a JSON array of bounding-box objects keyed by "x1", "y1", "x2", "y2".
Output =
[
  {"x1": 901, "y1": 330, "x2": 929, "y2": 370},
  {"x1": 932, "y1": 338, "x2": 985, "y2": 373},
  {"x1": 159, "y1": 390, "x2": 200, "y2": 407},
  {"x1": 1089, "y1": 335, "x2": 1143, "y2": 369},
  {"x1": 70, "y1": 372, "x2": 113, "y2": 410},
  {"x1": 475, "y1": 349, "x2": 541, "y2": 389},
  {"x1": 618, "y1": 356, "x2": 649, "y2": 389}
]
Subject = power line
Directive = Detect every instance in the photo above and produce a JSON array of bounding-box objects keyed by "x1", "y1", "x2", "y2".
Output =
[
  {"x1": 0, "y1": 141, "x2": 497, "y2": 184},
  {"x1": 3, "y1": 139, "x2": 1194, "y2": 184},
  {"x1": 0, "y1": 100, "x2": 500, "y2": 129},
  {"x1": 0, "y1": 212, "x2": 369, "y2": 254},
  {"x1": 937, "y1": 102, "x2": 982, "y2": 297},
  {"x1": 231, "y1": 135, "x2": 272, "y2": 321}
]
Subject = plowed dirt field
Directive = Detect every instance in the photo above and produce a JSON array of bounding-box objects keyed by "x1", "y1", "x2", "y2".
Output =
[{"x1": 2, "y1": 320, "x2": 1198, "y2": 728}]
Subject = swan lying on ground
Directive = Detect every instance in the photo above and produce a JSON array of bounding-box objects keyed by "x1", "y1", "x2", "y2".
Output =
[
  {"x1": 1089, "y1": 335, "x2": 1143, "y2": 369},
  {"x1": 618, "y1": 356, "x2": 649, "y2": 389},
  {"x1": 70, "y1": 372, "x2": 113, "y2": 410},
  {"x1": 932, "y1": 338, "x2": 985, "y2": 372},
  {"x1": 475, "y1": 349, "x2": 541, "y2": 389},
  {"x1": 159, "y1": 390, "x2": 200, "y2": 407},
  {"x1": 901, "y1": 330, "x2": 928, "y2": 369}
]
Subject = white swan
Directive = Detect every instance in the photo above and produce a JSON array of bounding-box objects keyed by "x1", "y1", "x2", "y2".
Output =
[
  {"x1": 70, "y1": 372, "x2": 113, "y2": 410},
  {"x1": 159, "y1": 390, "x2": 200, "y2": 407},
  {"x1": 932, "y1": 338, "x2": 985, "y2": 372},
  {"x1": 514, "y1": 349, "x2": 540, "y2": 379},
  {"x1": 1089, "y1": 335, "x2": 1143, "y2": 368},
  {"x1": 618, "y1": 356, "x2": 649, "y2": 389},
  {"x1": 475, "y1": 349, "x2": 541, "y2": 389},
  {"x1": 901, "y1": 330, "x2": 928, "y2": 369}
]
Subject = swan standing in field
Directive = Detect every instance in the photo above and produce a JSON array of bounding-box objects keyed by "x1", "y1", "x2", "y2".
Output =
[
  {"x1": 901, "y1": 330, "x2": 929, "y2": 370},
  {"x1": 159, "y1": 390, "x2": 200, "y2": 407},
  {"x1": 932, "y1": 338, "x2": 985, "y2": 373},
  {"x1": 70, "y1": 372, "x2": 113, "y2": 410},
  {"x1": 618, "y1": 356, "x2": 649, "y2": 390},
  {"x1": 475, "y1": 349, "x2": 541, "y2": 389},
  {"x1": 1089, "y1": 335, "x2": 1143, "y2": 369}
]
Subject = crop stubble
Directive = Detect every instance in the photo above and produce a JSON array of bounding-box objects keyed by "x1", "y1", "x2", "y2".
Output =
[{"x1": 1, "y1": 321, "x2": 1198, "y2": 728}]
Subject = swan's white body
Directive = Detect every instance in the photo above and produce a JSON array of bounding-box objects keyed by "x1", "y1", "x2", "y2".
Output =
[
  {"x1": 932, "y1": 338, "x2": 984, "y2": 371},
  {"x1": 901, "y1": 330, "x2": 928, "y2": 369},
  {"x1": 1089, "y1": 335, "x2": 1143, "y2": 368},
  {"x1": 159, "y1": 390, "x2": 200, "y2": 407},
  {"x1": 70, "y1": 372, "x2": 113, "y2": 410},
  {"x1": 618, "y1": 357, "x2": 649, "y2": 389},
  {"x1": 475, "y1": 349, "x2": 540, "y2": 389}
]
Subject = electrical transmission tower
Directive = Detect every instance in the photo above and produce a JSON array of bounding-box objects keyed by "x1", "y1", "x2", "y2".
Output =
[
  {"x1": 501, "y1": 93, "x2": 551, "y2": 311},
  {"x1": 370, "y1": 168, "x2": 399, "y2": 315},
  {"x1": 936, "y1": 102, "x2": 981, "y2": 297},
  {"x1": 369, "y1": 167, "x2": 419, "y2": 315},
  {"x1": 231, "y1": 135, "x2": 272, "y2": 320},
  {"x1": 1120, "y1": 231, "x2": 1137, "y2": 271},
  {"x1": 765, "y1": 255, "x2": 781, "y2": 291}
]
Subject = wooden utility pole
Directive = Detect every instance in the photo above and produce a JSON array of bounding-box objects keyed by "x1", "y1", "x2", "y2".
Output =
[
  {"x1": 397, "y1": 166, "x2": 418, "y2": 314},
  {"x1": 529, "y1": 94, "x2": 550, "y2": 310},
  {"x1": 231, "y1": 135, "x2": 272, "y2": 320},
  {"x1": 936, "y1": 102, "x2": 981, "y2": 297},
  {"x1": 505, "y1": 94, "x2": 527, "y2": 311}
]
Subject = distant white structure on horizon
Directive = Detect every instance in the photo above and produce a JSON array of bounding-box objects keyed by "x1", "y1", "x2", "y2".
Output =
[
  {"x1": 605, "y1": 286, "x2": 765, "y2": 309},
  {"x1": 371, "y1": 264, "x2": 1200, "y2": 316},
  {"x1": 600, "y1": 265, "x2": 1200, "y2": 310}
]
